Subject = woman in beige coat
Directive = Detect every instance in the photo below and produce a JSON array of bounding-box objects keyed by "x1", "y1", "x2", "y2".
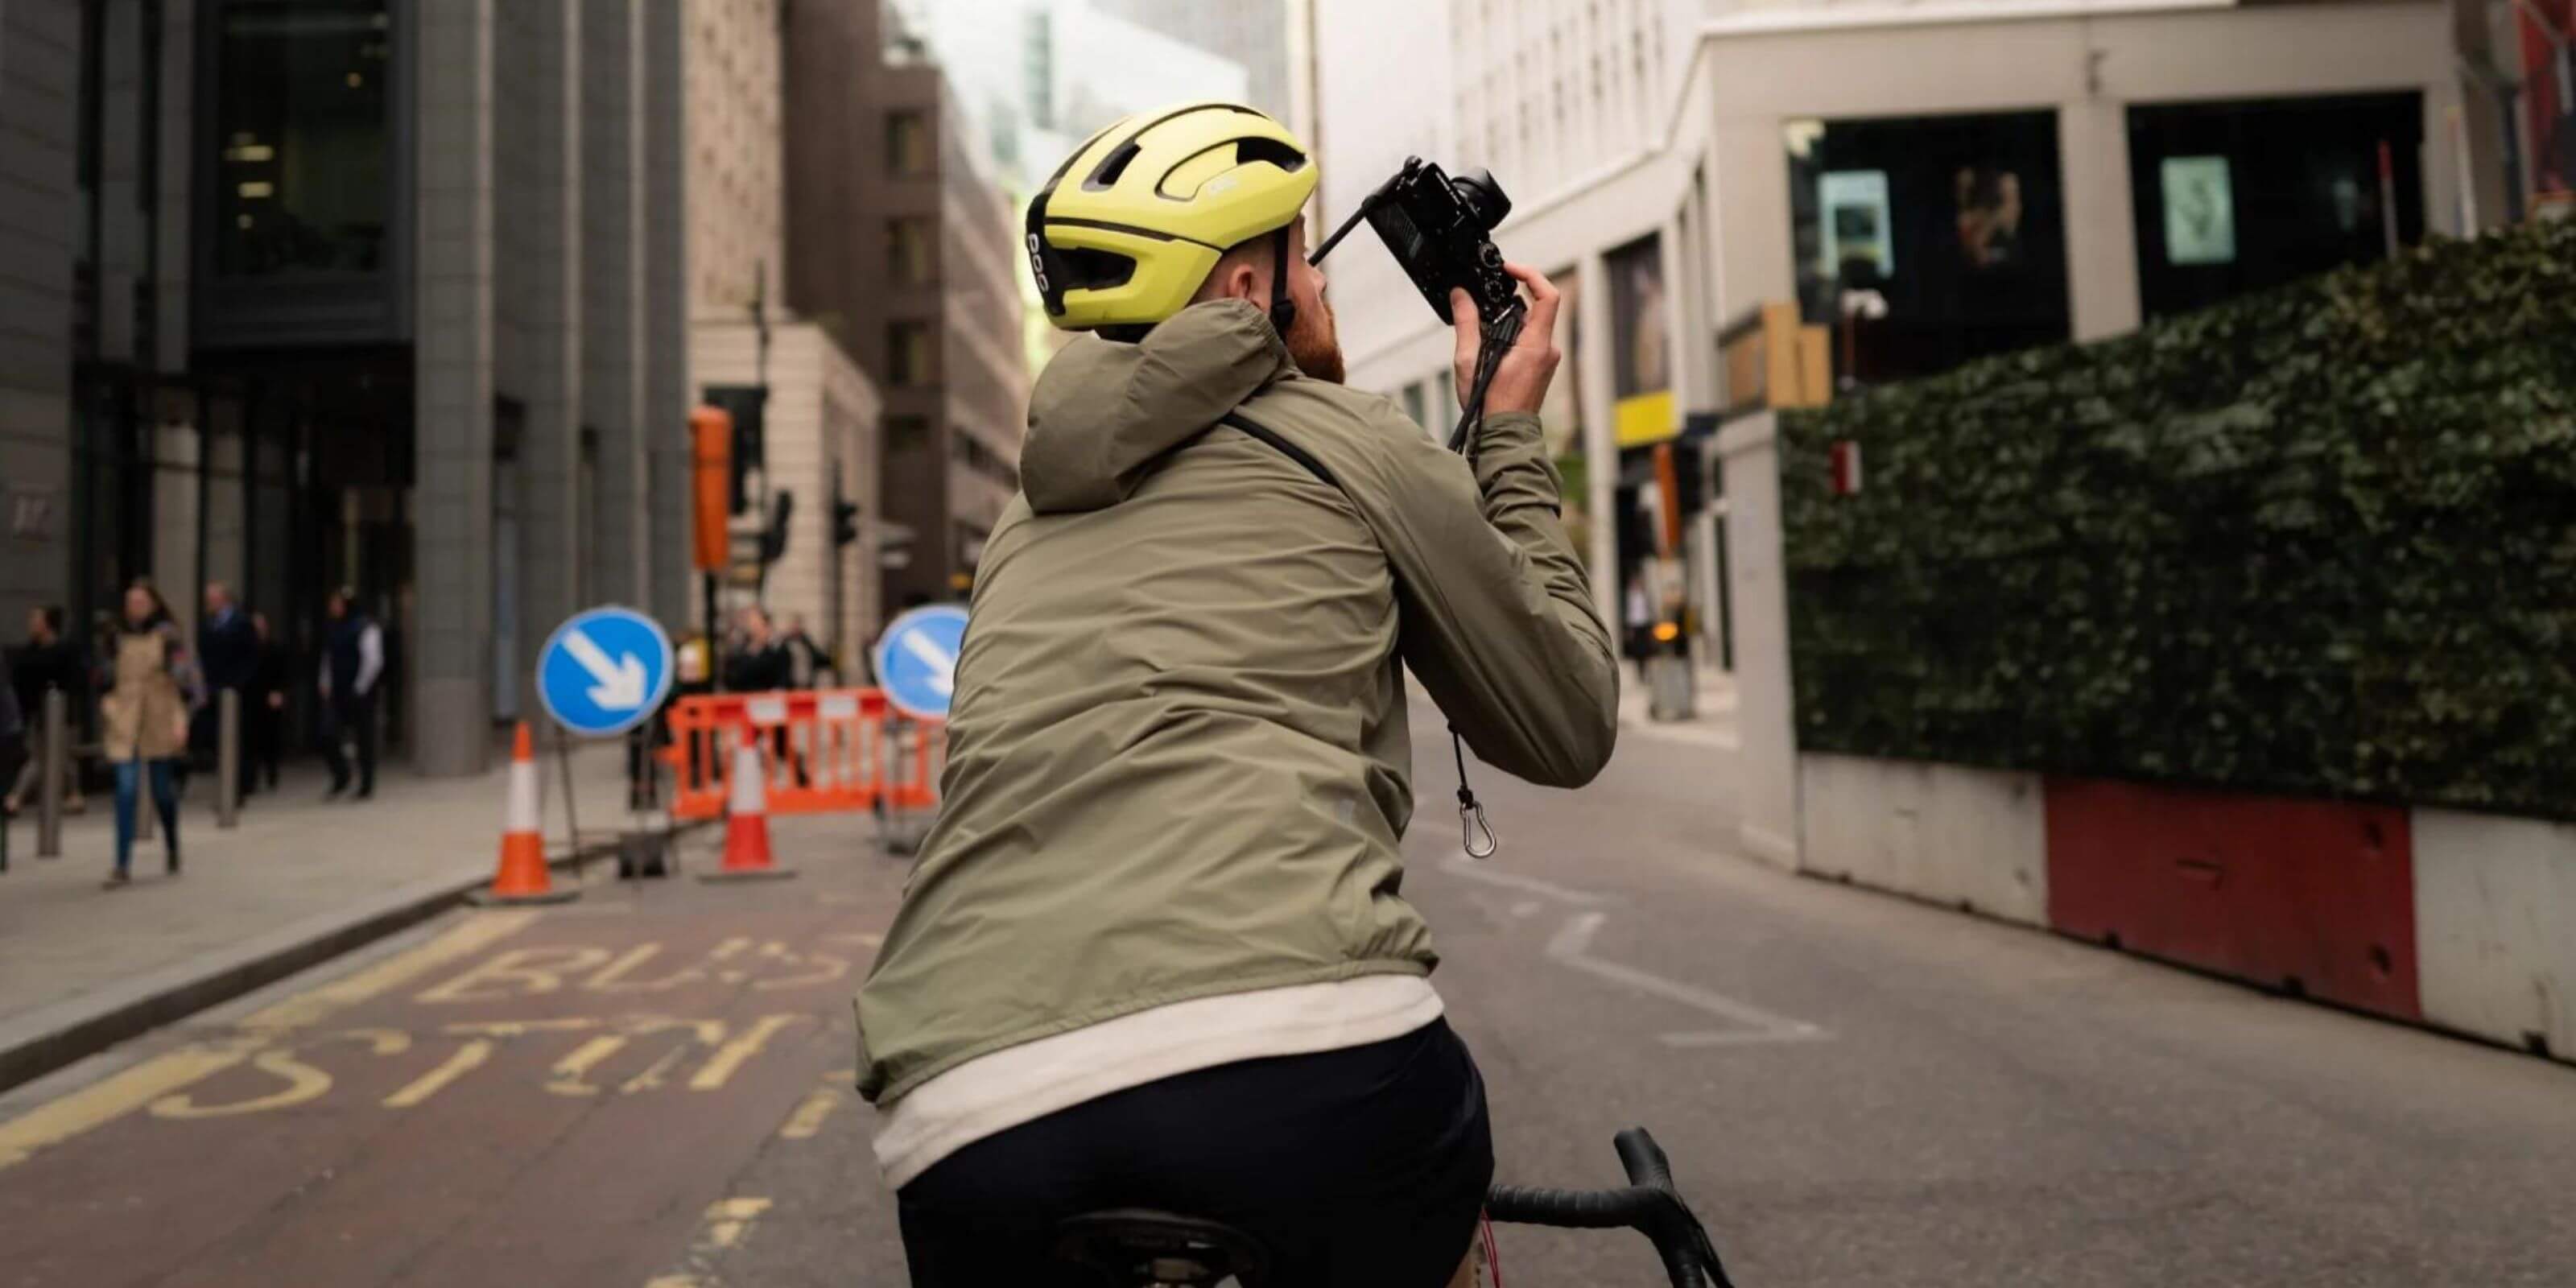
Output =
[{"x1": 99, "y1": 580, "x2": 201, "y2": 887}]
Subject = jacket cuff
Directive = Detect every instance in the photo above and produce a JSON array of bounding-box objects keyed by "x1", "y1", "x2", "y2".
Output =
[{"x1": 1477, "y1": 411, "x2": 1545, "y2": 446}]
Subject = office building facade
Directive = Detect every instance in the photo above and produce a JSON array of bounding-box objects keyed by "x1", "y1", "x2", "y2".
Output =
[
  {"x1": 1319, "y1": 0, "x2": 2512, "y2": 658},
  {"x1": 787, "y1": 0, "x2": 1027, "y2": 620},
  {"x1": 2, "y1": 0, "x2": 694, "y2": 776}
]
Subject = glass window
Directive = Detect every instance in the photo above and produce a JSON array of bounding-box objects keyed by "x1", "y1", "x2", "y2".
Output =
[
  {"x1": 889, "y1": 217, "x2": 938, "y2": 287},
  {"x1": 887, "y1": 110, "x2": 934, "y2": 179},
  {"x1": 214, "y1": 0, "x2": 392, "y2": 278},
  {"x1": 1785, "y1": 110, "x2": 2071, "y2": 386},
  {"x1": 2127, "y1": 92, "x2": 2425, "y2": 320},
  {"x1": 888, "y1": 321, "x2": 937, "y2": 387},
  {"x1": 1401, "y1": 382, "x2": 1427, "y2": 427}
]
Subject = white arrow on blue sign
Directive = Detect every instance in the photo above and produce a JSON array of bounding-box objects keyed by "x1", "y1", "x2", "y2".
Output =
[
  {"x1": 873, "y1": 604, "x2": 968, "y2": 723},
  {"x1": 538, "y1": 605, "x2": 675, "y2": 737}
]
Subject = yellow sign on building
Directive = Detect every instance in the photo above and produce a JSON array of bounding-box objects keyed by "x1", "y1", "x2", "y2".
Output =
[{"x1": 1614, "y1": 389, "x2": 1677, "y2": 448}]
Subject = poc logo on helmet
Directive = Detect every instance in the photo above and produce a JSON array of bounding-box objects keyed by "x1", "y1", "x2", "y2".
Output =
[{"x1": 1026, "y1": 233, "x2": 1051, "y2": 294}]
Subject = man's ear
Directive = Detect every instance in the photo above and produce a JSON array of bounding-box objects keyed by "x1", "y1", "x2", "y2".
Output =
[{"x1": 1217, "y1": 259, "x2": 1262, "y2": 303}]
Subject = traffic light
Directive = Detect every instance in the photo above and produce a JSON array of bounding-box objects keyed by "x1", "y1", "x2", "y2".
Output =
[
  {"x1": 761, "y1": 489, "x2": 795, "y2": 563},
  {"x1": 701, "y1": 385, "x2": 768, "y2": 514},
  {"x1": 833, "y1": 498, "x2": 862, "y2": 547}
]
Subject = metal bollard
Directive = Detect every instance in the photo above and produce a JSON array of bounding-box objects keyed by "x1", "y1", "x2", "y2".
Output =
[
  {"x1": 217, "y1": 688, "x2": 241, "y2": 829},
  {"x1": 36, "y1": 688, "x2": 64, "y2": 858}
]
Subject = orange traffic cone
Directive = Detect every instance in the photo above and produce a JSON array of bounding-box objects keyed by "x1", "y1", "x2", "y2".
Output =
[
  {"x1": 701, "y1": 724, "x2": 795, "y2": 881},
  {"x1": 469, "y1": 722, "x2": 577, "y2": 905}
]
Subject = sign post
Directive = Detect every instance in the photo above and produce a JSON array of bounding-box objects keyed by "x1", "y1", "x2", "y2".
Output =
[{"x1": 539, "y1": 606, "x2": 678, "y2": 877}]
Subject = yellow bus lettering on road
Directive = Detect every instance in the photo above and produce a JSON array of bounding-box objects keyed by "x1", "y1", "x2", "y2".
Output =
[
  {"x1": 384, "y1": 1038, "x2": 495, "y2": 1108},
  {"x1": 690, "y1": 1015, "x2": 804, "y2": 1091},
  {"x1": 587, "y1": 943, "x2": 708, "y2": 993},
  {"x1": 150, "y1": 1030, "x2": 410, "y2": 1120},
  {"x1": 0, "y1": 1044, "x2": 251, "y2": 1170},
  {"x1": 547, "y1": 1036, "x2": 631, "y2": 1096},
  {"x1": 417, "y1": 946, "x2": 617, "y2": 1003}
]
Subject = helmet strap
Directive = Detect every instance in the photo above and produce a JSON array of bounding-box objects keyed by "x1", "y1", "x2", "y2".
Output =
[{"x1": 1267, "y1": 222, "x2": 1298, "y2": 341}]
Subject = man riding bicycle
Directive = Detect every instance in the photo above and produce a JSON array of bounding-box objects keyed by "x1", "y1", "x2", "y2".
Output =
[{"x1": 856, "y1": 101, "x2": 1618, "y2": 1286}]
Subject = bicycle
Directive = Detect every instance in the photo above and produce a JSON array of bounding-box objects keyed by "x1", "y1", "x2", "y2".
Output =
[{"x1": 1054, "y1": 1126, "x2": 1736, "y2": 1287}]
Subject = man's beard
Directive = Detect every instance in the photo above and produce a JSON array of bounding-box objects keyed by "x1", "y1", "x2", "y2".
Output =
[{"x1": 1285, "y1": 296, "x2": 1345, "y2": 385}]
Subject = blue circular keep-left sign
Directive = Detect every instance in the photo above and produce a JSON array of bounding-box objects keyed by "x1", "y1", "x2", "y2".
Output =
[
  {"x1": 538, "y1": 605, "x2": 675, "y2": 737},
  {"x1": 873, "y1": 605, "x2": 968, "y2": 723}
]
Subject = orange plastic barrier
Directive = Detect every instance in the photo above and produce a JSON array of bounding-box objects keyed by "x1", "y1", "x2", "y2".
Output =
[{"x1": 663, "y1": 689, "x2": 943, "y2": 822}]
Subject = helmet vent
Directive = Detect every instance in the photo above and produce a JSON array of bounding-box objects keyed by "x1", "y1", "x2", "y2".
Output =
[
  {"x1": 1232, "y1": 137, "x2": 1307, "y2": 173},
  {"x1": 1084, "y1": 139, "x2": 1146, "y2": 192},
  {"x1": 1059, "y1": 247, "x2": 1136, "y2": 291}
]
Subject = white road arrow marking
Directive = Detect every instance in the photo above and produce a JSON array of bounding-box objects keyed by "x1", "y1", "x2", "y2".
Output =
[
  {"x1": 901, "y1": 632, "x2": 956, "y2": 696},
  {"x1": 563, "y1": 629, "x2": 650, "y2": 710}
]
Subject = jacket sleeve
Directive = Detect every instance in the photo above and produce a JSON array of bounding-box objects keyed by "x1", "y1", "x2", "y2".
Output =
[{"x1": 1362, "y1": 407, "x2": 1618, "y2": 787}]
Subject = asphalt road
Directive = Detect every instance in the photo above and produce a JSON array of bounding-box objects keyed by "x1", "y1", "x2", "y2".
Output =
[{"x1": 2, "y1": 721, "x2": 2570, "y2": 1287}]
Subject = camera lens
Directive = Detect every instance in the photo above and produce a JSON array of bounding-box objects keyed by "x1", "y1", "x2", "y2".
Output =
[{"x1": 1449, "y1": 167, "x2": 1512, "y2": 231}]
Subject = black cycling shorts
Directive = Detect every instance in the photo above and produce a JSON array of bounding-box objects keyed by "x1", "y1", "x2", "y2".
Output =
[{"x1": 896, "y1": 1018, "x2": 1492, "y2": 1287}]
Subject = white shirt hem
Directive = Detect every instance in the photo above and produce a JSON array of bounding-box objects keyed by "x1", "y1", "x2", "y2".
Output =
[{"x1": 873, "y1": 974, "x2": 1446, "y2": 1189}]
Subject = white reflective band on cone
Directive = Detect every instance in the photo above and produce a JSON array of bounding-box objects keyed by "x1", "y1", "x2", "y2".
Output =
[
  {"x1": 506, "y1": 756, "x2": 543, "y2": 832},
  {"x1": 729, "y1": 739, "x2": 768, "y2": 816}
]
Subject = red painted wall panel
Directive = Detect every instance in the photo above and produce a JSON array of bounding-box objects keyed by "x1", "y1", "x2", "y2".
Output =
[{"x1": 2044, "y1": 778, "x2": 2421, "y2": 1021}]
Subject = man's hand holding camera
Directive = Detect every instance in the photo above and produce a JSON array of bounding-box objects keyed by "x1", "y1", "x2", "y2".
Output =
[{"x1": 1449, "y1": 263, "x2": 1561, "y2": 416}]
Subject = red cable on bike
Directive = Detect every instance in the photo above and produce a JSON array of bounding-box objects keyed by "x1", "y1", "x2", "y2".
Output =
[{"x1": 1481, "y1": 1212, "x2": 1505, "y2": 1286}]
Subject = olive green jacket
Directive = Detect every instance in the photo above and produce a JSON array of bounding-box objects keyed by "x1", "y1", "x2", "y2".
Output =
[{"x1": 856, "y1": 299, "x2": 1616, "y2": 1104}]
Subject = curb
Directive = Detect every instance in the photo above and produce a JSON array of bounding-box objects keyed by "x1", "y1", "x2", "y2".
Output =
[{"x1": 0, "y1": 829, "x2": 691, "y2": 1096}]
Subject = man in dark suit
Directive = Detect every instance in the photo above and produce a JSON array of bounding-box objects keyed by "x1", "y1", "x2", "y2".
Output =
[{"x1": 196, "y1": 583, "x2": 261, "y2": 803}]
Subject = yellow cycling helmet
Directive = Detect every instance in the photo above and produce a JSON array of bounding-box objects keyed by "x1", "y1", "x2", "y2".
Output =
[{"x1": 1025, "y1": 101, "x2": 1318, "y2": 333}]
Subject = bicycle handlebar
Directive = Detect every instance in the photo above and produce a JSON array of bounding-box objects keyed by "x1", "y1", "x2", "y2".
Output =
[{"x1": 1485, "y1": 1128, "x2": 1735, "y2": 1288}]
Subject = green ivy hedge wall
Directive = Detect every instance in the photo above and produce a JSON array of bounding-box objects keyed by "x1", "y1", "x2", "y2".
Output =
[{"x1": 1781, "y1": 219, "x2": 2576, "y2": 815}]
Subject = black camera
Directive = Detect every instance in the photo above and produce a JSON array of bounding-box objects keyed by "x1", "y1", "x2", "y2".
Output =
[{"x1": 1362, "y1": 158, "x2": 1521, "y2": 327}]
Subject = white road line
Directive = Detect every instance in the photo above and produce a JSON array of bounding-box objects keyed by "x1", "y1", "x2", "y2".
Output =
[
  {"x1": 1545, "y1": 912, "x2": 1827, "y2": 1048},
  {"x1": 1439, "y1": 857, "x2": 1616, "y2": 906}
]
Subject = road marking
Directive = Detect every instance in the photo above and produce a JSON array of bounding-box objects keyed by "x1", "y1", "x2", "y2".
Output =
[
  {"x1": 151, "y1": 1029, "x2": 412, "y2": 1119},
  {"x1": 621, "y1": 1044, "x2": 692, "y2": 1095},
  {"x1": 384, "y1": 1038, "x2": 493, "y2": 1108},
  {"x1": 548, "y1": 1036, "x2": 630, "y2": 1096},
  {"x1": 648, "y1": 1196, "x2": 775, "y2": 1287},
  {"x1": 246, "y1": 911, "x2": 539, "y2": 1032},
  {"x1": 1, "y1": 913, "x2": 537, "y2": 1170},
  {"x1": 589, "y1": 943, "x2": 708, "y2": 993},
  {"x1": 704, "y1": 1197, "x2": 771, "y2": 1249},
  {"x1": 689, "y1": 1015, "x2": 802, "y2": 1091},
  {"x1": 416, "y1": 945, "x2": 616, "y2": 1004},
  {"x1": 1545, "y1": 912, "x2": 1827, "y2": 1047},
  {"x1": 778, "y1": 1085, "x2": 840, "y2": 1140},
  {"x1": 1439, "y1": 857, "x2": 1616, "y2": 906},
  {"x1": 0, "y1": 1044, "x2": 250, "y2": 1170}
]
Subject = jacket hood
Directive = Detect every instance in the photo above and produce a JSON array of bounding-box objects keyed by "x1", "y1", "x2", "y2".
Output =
[{"x1": 1022, "y1": 299, "x2": 1293, "y2": 514}]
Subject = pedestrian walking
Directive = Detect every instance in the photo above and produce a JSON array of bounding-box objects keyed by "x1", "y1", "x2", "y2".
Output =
[
  {"x1": 318, "y1": 588, "x2": 384, "y2": 801},
  {"x1": 250, "y1": 610, "x2": 287, "y2": 791},
  {"x1": 99, "y1": 580, "x2": 200, "y2": 888},
  {"x1": 3, "y1": 605, "x2": 86, "y2": 817},
  {"x1": 196, "y1": 582, "x2": 260, "y2": 804}
]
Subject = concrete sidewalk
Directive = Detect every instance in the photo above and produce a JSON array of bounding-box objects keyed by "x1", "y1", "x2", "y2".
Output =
[
  {"x1": 1618, "y1": 663, "x2": 1740, "y2": 749},
  {"x1": 0, "y1": 740, "x2": 638, "y2": 1091}
]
